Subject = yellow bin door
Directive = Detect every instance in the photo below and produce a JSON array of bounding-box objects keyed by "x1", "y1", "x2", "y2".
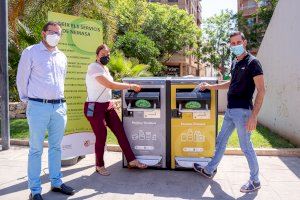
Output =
[{"x1": 171, "y1": 84, "x2": 217, "y2": 169}]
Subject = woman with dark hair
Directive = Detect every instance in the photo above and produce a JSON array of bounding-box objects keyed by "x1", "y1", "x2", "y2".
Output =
[{"x1": 84, "y1": 44, "x2": 147, "y2": 176}]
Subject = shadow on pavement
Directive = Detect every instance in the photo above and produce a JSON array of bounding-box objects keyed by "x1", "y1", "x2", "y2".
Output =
[
  {"x1": 43, "y1": 160, "x2": 257, "y2": 200},
  {"x1": 0, "y1": 157, "x2": 261, "y2": 200},
  {"x1": 279, "y1": 156, "x2": 300, "y2": 179},
  {"x1": 0, "y1": 164, "x2": 94, "y2": 197}
]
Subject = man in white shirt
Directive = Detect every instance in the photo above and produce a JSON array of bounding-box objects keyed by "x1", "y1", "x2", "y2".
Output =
[{"x1": 17, "y1": 21, "x2": 75, "y2": 200}]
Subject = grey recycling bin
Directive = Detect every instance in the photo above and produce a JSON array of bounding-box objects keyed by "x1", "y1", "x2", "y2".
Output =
[{"x1": 122, "y1": 77, "x2": 170, "y2": 168}]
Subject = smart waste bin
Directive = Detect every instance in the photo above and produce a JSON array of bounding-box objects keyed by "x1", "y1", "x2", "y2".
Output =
[
  {"x1": 170, "y1": 77, "x2": 218, "y2": 169},
  {"x1": 122, "y1": 77, "x2": 170, "y2": 168}
]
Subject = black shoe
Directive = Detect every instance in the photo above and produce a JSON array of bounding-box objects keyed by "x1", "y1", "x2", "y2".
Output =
[
  {"x1": 29, "y1": 193, "x2": 43, "y2": 200},
  {"x1": 240, "y1": 180, "x2": 261, "y2": 193},
  {"x1": 51, "y1": 183, "x2": 75, "y2": 195},
  {"x1": 193, "y1": 163, "x2": 217, "y2": 179}
]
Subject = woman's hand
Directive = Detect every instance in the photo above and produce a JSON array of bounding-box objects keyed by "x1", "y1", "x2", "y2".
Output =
[{"x1": 130, "y1": 84, "x2": 141, "y2": 92}]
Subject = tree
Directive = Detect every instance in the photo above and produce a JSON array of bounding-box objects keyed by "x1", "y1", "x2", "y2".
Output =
[
  {"x1": 113, "y1": 32, "x2": 159, "y2": 64},
  {"x1": 235, "y1": 0, "x2": 279, "y2": 51},
  {"x1": 235, "y1": 12, "x2": 261, "y2": 51},
  {"x1": 113, "y1": 31, "x2": 163, "y2": 75},
  {"x1": 115, "y1": 2, "x2": 199, "y2": 75},
  {"x1": 256, "y1": 0, "x2": 278, "y2": 28},
  {"x1": 116, "y1": 0, "x2": 149, "y2": 34},
  {"x1": 142, "y1": 3, "x2": 200, "y2": 62},
  {"x1": 196, "y1": 10, "x2": 234, "y2": 77}
]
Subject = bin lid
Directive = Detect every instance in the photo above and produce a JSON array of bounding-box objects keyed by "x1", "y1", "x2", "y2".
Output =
[
  {"x1": 171, "y1": 77, "x2": 218, "y2": 84},
  {"x1": 122, "y1": 77, "x2": 168, "y2": 84}
]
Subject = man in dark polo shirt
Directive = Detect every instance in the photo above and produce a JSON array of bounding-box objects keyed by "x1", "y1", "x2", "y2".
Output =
[{"x1": 193, "y1": 31, "x2": 265, "y2": 193}]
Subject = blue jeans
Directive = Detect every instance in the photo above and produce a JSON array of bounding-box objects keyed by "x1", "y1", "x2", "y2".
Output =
[
  {"x1": 205, "y1": 108, "x2": 260, "y2": 182},
  {"x1": 26, "y1": 100, "x2": 67, "y2": 195}
]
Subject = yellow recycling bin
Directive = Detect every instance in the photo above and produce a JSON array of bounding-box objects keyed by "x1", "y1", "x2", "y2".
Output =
[{"x1": 170, "y1": 77, "x2": 218, "y2": 169}]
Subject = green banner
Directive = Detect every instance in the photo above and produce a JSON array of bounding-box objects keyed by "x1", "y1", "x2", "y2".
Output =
[{"x1": 48, "y1": 12, "x2": 103, "y2": 134}]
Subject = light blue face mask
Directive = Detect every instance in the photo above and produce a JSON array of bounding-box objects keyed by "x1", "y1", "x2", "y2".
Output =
[{"x1": 231, "y1": 44, "x2": 245, "y2": 56}]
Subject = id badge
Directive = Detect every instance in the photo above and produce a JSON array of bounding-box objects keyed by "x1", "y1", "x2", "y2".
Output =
[{"x1": 87, "y1": 102, "x2": 95, "y2": 117}]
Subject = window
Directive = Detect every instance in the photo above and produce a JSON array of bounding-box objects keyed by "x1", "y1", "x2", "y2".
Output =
[
  {"x1": 168, "y1": 0, "x2": 178, "y2": 2},
  {"x1": 242, "y1": 0, "x2": 257, "y2": 9}
]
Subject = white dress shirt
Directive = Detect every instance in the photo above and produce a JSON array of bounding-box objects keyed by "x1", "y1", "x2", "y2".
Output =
[{"x1": 16, "y1": 42, "x2": 67, "y2": 102}]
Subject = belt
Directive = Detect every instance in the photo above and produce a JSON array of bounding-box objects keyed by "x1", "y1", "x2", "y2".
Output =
[{"x1": 28, "y1": 98, "x2": 66, "y2": 104}]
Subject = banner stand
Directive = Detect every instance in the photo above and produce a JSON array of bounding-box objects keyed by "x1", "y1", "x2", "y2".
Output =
[{"x1": 48, "y1": 12, "x2": 103, "y2": 164}]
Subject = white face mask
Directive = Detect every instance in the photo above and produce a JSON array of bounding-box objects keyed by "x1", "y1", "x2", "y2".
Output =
[{"x1": 46, "y1": 34, "x2": 60, "y2": 47}]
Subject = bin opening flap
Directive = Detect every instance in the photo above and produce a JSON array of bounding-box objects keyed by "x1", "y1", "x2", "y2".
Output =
[
  {"x1": 176, "y1": 92, "x2": 211, "y2": 101},
  {"x1": 175, "y1": 157, "x2": 211, "y2": 168},
  {"x1": 136, "y1": 155, "x2": 162, "y2": 166},
  {"x1": 125, "y1": 92, "x2": 160, "y2": 101}
]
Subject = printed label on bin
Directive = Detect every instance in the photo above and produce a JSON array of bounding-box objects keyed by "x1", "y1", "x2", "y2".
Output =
[
  {"x1": 183, "y1": 147, "x2": 203, "y2": 153},
  {"x1": 193, "y1": 110, "x2": 210, "y2": 119},
  {"x1": 144, "y1": 110, "x2": 160, "y2": 118},
  {"x1": 180, "y1": 129, "x2": 205, "y2": 142},
  {"x1": 135, "y1": 146, "x2": 154, "y2": 151}
]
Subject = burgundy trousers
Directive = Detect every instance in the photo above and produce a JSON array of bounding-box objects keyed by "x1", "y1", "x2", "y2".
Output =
[{"x1": 84, "y1": 101, "x2": 135, "y2": 167}]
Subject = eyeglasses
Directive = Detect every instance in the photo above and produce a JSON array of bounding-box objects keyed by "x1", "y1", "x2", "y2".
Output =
[{"x1": 46, "y1": 30, "x2": 61, "y2": 36}]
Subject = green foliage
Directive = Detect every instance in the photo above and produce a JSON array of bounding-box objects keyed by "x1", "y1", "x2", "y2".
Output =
[
  {"x1": 143, "y1": 3, "x2": 200, "y2": 62},
  {"x1": 115, "y1": 2, "x2": 200, "y2": 75},
  {"x1": 235, "y1": 0, "x2": 279, "y2": 51},
  {"x1": 113, "y1": 31, "x2": 159, "y2": 64},
  {"x1": 235, "y1": 12, "x2": 260, "y2": 50},
  {"x1": 256, "y1": 0, "x2": 279, "y2": 29},
  {"x1": 195, "y1": 10, "x2": 234, "y2": 77},
  {"x1": 116, "y1": 0, "x2": 149, "y2": 34},
  {"x1": 217, "y1": 115, "x2": 295, "y2": 148},
  {"x1": 22, "y1": 0, "x2": 119, "y2": 46},
  {"x1": 107, "y1": 51, "x2": 152, "y2": 82},
  {"x1": 8, "y1": 0, "x2": 200, "y2": 100},
  {"x1": 113, "y1": 31, "x2": 164, "y2": 75},
  {"x1": 8, "y1": 20, "x2": 39, "y2": 101}
]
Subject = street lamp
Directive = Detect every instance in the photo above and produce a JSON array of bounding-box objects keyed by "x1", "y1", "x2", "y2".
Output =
[{"x1": 0, "y1": 0, "x2": 10, "y2": 150}]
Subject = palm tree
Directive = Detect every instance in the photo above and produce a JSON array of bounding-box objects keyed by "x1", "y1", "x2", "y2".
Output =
[
  {"x1": 107, "y1": 51, "x2": 152, "y2": 82},
  {"x1": 8, "y1": 20, "x2": 39, "y2": 101}
]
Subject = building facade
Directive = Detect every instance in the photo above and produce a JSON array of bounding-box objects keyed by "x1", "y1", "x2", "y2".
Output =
[
  {"x1": 238, "y1": 0, "x2": 259, "y2": 18},
  {"x1": 148, "y1": 0, "x2": 202, "y2": 76}
]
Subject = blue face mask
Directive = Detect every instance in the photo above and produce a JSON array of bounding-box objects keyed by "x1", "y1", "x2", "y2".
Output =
[{"x1": 231, "y1": 44, "x2": 245, "y2": 56}]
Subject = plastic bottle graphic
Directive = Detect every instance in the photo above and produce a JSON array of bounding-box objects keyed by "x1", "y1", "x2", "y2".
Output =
[
  {"x1": 146, "y1": 131, "x2": 151, "y2": 140},
  {"x1": 187, "y1": 129, "x2": 193, "y2": 142},
  {"x1": 139, "y1": 130, "x2": 145, "y2": 140}
]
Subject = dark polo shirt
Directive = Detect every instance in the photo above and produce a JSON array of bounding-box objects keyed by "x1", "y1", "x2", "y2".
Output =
[{"x1": 227, "y1": 53, "x2": 264, "y2": 110}]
